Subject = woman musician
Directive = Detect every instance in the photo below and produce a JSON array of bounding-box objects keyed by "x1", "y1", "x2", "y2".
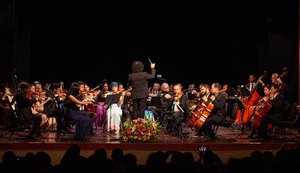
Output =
[
  {"x1": 104, "y1": 82, "x2": 127, "y2": 134},
  {"x1": 247, "y1": 84, "x2": 272, "y2": 139}
]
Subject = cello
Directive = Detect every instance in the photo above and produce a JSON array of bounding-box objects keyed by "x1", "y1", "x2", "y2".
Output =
[
  {"x1": 248, "y1": 97, "x2": 272, "y2": 128},
  {"x1": 187, "y1": 95, "x2": 214, "y2": 129},
  {"x1": 187, "y1": 85, "x2": 227, "y2": 129},
  {"x1": 234, "y1": 70, "x2": 268, "y2": 125}
]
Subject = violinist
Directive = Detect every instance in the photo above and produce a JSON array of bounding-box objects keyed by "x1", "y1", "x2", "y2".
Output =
[
  {"x1": 105, "y1": 82, "x2": 126, "y2": 134},
  {"x1": 185, "y1": 84, "x2": 198, "y2": 107},
  {"x1": 65, "y1": 82, "x2": 94, "y2": 141},
  {"x1": 15, "y1": 82, "x2": 43, "y2": 140},
  {"x1": 152, "y1": 82, "x2": 172, "y2": 124},
  {"x1": 30, "y1": 91, "x2": 49, "y2": 127},
  {"x1": 149, "y1": 82, "x2": 160, "y2": 97},
  {"x1": 163, "y1": 83, "x2": 189, "y2": 134},
  {"x1": 48, "y1": 82, "x2": 67, "y2": 134},
  {"x1": 95, "y1": 82, "x2": 110, "y2": 128},
  {"x1": 78, "y1": 82, "x2": 97, "y2": 125},
  {"x1": 202, "y1": 82, "x2": 227, "y2": 140}
]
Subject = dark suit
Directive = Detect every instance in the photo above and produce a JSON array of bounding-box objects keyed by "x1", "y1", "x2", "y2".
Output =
[
  {"x1": 15, "y1": 91, "x2": 42, "y2": 139},
  {"x1": 163, "y1": 94, "x2": 189, "y2": 133},
  {"x1": 128, "y1": 68, "x2": 156, "y2": 118},
  {"x1": 258, "y1": 93, "x2": 286, "y2": 140},
  {"x1": 203, "y1": 92, "x2": 227, "y2": 138},
  {"x1": 245, "y1": 82, "x2": 264, "y2": 97}
]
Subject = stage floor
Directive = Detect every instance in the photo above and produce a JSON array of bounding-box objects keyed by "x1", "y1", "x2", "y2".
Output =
[{"x1": 0, "y1": 124, "x2": 298, "y2": 165}]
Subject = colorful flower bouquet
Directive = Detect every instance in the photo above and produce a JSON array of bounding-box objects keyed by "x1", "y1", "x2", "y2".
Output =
[{"x1": 120, "y1": 117, "x2": 161, "y2": 143}]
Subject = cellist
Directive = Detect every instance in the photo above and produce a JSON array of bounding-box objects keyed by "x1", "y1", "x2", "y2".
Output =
[
  {"x1": 247, "y1": 84, "x2": 272, "y2": 139},
  {"x1": 255, "y1": 84, "x2": 286, "y2": 141}
]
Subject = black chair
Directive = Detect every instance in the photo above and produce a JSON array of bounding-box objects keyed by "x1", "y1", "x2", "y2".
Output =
[
  {"x1": 7, "y1": 105, "x2": 34, "y2": 140},
  {"x1": 270, "y1": 102, "x2": 297, "y2": 140},
  {"x1": 164, "y1": 112, "x2": 186, "y2": 139}
]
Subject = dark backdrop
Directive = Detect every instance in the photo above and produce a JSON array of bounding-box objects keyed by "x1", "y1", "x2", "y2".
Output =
[{"x1": 0, "y1": 0, "x2": 298, "y2": 103}]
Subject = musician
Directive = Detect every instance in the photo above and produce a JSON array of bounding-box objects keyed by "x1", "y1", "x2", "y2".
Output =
[
  {"x1": 247, "y1": 84, "x2": 272, "y2": 139},
  {"x1": 15, "y1": 82, "x2": 43, "y2": 140},
  {"x1": 128, "y1": 60, "x2": 156, "y2": 119},
  {"x1": 186, "y1": 83, "x2": 197, "y2": 100},
  {"x1": 256, "y1": 84, "x2": 286, "y2": 141},
  {"x1": 152, "y1": 82, "x2": 172, "y2": 124},
  {"x1": 202, "y1": 83, "x2": 227, "y2": 140},
  {"x1": 191, "y1": 84, "x2": 212, "y2": 136},
  {"x1": 49, "y1": 82, "x2": 67, "y2": 134},
  {"x1": 270, "y1": 73, "x2": 290, "y2": 102},
  {"x1": 149, "y1": 82, "x2": 160, "y2": 97},
  {"x1": 163, "y1": 83, "x2": 189, "y2": 134},
  {"x1": 65, "y1": 82, "x2": 94, "y2": 141},
  {"x1": 118, "y1": 82, "x2": 132, "y2": 120},
  {"x1": 78, "y1": 82, "x2": 97, "y2": 125},
  {"x1": 95, "y1": 82, "x2": 109, "y2": 128},
  {"x1": 105, "y1": 82, "x2": 126, "y2": 134},
  {"x1": 0, "y1": 88, "x2": 11, "y2": 130}
]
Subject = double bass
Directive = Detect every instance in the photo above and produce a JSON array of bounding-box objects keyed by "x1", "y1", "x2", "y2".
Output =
[{"x1": 234, "y1": 71, "x2": 268, "y2": 125}]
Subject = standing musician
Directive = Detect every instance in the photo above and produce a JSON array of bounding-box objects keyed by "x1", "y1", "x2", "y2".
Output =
[{"x1": 201, "y1": 82, "x2": 227, "y2": 140}]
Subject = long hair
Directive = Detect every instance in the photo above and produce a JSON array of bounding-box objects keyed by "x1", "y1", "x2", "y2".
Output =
[
  {"x1": 132, "y1": 61, "x2": 144, "y2": 73},
  {"x1": 69, "y1": 82, "x2": 80, "y2": 98}
]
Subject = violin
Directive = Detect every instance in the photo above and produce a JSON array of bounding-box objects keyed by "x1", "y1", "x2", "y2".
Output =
[{"x1": 102, "y1": 88, "x2": 132, "y2": 98}]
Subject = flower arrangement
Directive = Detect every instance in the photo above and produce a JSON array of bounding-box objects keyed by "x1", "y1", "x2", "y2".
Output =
[{"x1": 120, "y1": 117, "x2": 161, "y2": 143}]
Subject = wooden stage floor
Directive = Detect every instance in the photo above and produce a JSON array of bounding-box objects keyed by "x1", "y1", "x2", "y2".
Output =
[{"x1": 0, "y1": 124, "x2": 299, "y2": 165}]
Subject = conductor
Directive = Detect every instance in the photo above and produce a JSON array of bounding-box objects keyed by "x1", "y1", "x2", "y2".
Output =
[{"x1": 128, "y1": 60, "x2": 156, "y2": 119}]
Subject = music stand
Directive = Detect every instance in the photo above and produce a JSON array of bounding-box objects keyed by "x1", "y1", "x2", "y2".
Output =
[
  {"x1": 239, "y1": 85, "x2": 251, "y2": 97},
  {"x1": 225, "y1": 87, "x2": 238, "y2": 97},
  {"x1": 147, "y1": 96, "x2": 162, "y2": 107}
]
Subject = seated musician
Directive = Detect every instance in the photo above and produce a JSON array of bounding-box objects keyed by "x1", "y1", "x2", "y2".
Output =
[
  {"x1": 255, "y1": 84, "x2": 287, "y2": 141},
  {"x1": 202, "y1": 83, "x2": 227, "y2": 140},
  {"x1": 191, "y1": 83, "x2": 212, "y2": 136},
  {"x1": 186, "y1": 83, "x2": 198, "y2": 104},
  {"x1": 49, "y1": 82, "x2": 67, "y2": 134},
  {"x1": 163, "y1": 83, "x2": 189, "y2": 134},
  {"x1": 95, "y1": 81, "x2": 110, "y2": 128},
  {"x1": 119, "y1": 83, "x2": 132, "y2": 121},
  {"x1": 149, "y1": 82, "x2": 160, "y2": 97},
  {"x1": 105, "y1": 82, "x2": 126, "y2": 134},
  {"x1": 247, "y1": 84, "x2": 272, "y2": 139},
  {"x1": 78, "y1": 82, "x2": 97, "y2": 125},
  {"x1": 65, "y1": 82, "x2": 94, "y2": 141},
  {"x1": 152, "y1": 83, "x2": 172, "y2": 124},
  {"x1": 15, "y1": 82, "x2": 43, "y2": 140}
]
